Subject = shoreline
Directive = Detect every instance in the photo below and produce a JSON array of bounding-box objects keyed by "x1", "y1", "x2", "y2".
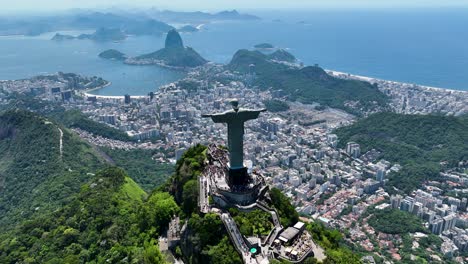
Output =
[
  {"x1": 326, "y1": 70, "x2": 468, "y2": 94},
  {"x1": 81, "y1": 68, "x2": 467, "y2": 99},
  {"x1": 81, "y1": 82, "x2": 151, "y2": 99}
]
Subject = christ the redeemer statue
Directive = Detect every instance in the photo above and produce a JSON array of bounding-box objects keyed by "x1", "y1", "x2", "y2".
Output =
[{"x1": 202, "y1": 99, "x2": 266, "y2": 172}]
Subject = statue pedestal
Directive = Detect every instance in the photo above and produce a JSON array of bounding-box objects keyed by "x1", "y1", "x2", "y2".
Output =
[{"x1": 228, "y1": 167, "x2": 249, "y2": 186}]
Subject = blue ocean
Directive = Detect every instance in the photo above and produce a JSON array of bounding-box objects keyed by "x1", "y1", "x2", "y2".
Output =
[{"x1": 0, "y1": 8, "x2": 467, "y2": 95}]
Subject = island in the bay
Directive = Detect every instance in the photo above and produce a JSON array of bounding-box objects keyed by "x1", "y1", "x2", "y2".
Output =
[
  {"x1": 100, "y1": 29, "x2": 207, "y2": 68},
  {"x1": 98, "y1": 49, "x2": 128, "y2": 60}
]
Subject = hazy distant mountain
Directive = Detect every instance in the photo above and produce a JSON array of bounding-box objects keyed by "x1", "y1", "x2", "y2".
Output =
[
  {"x1": 178, "y1": 25, "x2": 199, "y2": 33},
  {"x1": 149, "y1": 9, "x2": 260, "y2": 23},
  {"x1": 0, "y1": 9, "x2": 257, "y2": 36},
  {"x1": 71, "y1": 12, "x2": 173, "y2": 36},
  {"x1": 0, "y1": 11, "x2": 173, "y2": 37},
  {"x1": 52, "y1": 27, "x2": 127, "y2": 41}
]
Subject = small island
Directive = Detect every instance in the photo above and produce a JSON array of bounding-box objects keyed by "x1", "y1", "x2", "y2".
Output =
[
  {"x1": 125, "y1": 29, "x2": 207, "y2": 68},
  {"x1": 98, "y1": 49, "x2": 127, "y2": 60},
  {"x1": 254, "y1": 43, "x2": 274, "y2": 49}
]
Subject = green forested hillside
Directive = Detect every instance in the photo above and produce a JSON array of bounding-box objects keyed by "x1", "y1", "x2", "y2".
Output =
[
  {"x1": 0, "y1": 111, "x2": 362, "y2": 264},
  {"x1": 102, "y1": 148, "x2": 174, "y2": 192},
  {"x1": 0, "y1": 110, "x2": 106, "y2": 227},
  {"x1": 268, "y1": 49, "x2": 296, "y2": 63},
  {"x1": 0, "y1": 167, "x2": 178, "y2": 263},
  {"x1": 335, "y1": 112, "x2": 468, "y2": 193},
  {"x1": 1, "y1": 94, "x2": 132, "y2": 141},
  {"x1": 0, "y1": 110, "x2": 180, "y2": 263},
  {"x1": 228, "y1": 49, "x2": 388, "y2": 114}
]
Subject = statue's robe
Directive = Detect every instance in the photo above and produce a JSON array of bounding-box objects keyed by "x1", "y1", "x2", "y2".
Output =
[{"x1": 206, "y1": 109, "x2": 264, "y2": 169}]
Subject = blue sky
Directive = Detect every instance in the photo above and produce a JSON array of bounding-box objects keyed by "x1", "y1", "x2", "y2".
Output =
[{"x1": 2, "y1": 0, "x2": 468, "y2": 13}]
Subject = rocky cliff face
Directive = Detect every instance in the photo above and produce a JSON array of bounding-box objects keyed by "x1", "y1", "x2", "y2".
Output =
[
  {"x1": 133, "y1": 29, "x2": 207, "y2": 67},
  {"x1": 165, "y1": 29, "x2": 184, "y2": 49}
]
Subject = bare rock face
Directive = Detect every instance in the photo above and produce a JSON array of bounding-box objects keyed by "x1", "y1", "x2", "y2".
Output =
[{"x1": 165, "y1": 29, "x2": 184, "y2": 49}]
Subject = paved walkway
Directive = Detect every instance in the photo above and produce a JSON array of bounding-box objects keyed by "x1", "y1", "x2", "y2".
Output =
[{"x1": 221, "y1": 213, "x2": 260, "y2": 264}]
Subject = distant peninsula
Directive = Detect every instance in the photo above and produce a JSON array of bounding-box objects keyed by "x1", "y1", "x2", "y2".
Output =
[
  {"x1": 52, "y1": 28, "x2": 126, "y2": 42},
  {"x1": 0, "y1": 9, "x2": 257, "y2": 37},
  {"x1": 51, "y1": 33, "x2": 75, "y2": 41},
  {"x1": 151, "y1": 9, "x2": 260, "y2": 23},
  {"x1": 98, "y1": 49, "x2": 127, "y2": 60},
  {"x1": 125, "y1": 29, "x2": 207, "y2": 68}
]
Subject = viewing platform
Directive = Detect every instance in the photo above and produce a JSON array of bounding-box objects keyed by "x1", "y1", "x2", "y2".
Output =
[{"x1": 204, "y1": 144, "x2": 266, "y2": 207}]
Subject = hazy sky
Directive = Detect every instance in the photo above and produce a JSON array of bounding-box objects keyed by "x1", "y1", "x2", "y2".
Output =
[{"x1": 1, "y1": 0, "x2": 468, "y2": 13}]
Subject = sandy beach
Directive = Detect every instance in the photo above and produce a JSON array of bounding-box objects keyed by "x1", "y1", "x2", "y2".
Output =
[{"x1": 326, "y1": 70, "x2": 467, "y2": 94}]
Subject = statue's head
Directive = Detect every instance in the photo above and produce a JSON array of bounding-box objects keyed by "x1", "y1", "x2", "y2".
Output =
[{"x1": 229, "y1": 98, "x2": 239, "y2": 112}]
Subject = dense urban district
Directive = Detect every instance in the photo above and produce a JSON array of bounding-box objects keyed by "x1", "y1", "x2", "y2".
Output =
[{"x1": 0, "y1": 31, "x2": 467, "y2": 264}]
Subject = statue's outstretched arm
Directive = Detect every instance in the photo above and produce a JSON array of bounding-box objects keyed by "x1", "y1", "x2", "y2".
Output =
[
  {"x1": 241, "y1": 108, "x2": 267, "y2": 120},
  {"x1": 202, "y1": 113, "x2": 228, "y2": 123}
]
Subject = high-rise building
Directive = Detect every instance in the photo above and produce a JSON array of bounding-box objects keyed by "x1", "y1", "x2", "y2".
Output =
[
  {"x1": 430, "y1": 217, "x2": 444, "y2": 235},
  {"x1": 148, "y1": 92, "x2": 155, "y2": 101},
  {"x1": 400, "y1": 197, "x2": 415, "y2": 212},
  {"x1": 61, "y1": 90, "x2": 72, "y2": 101},
  {"x1": 461, "y1": 198, "x2": 467, "y2": 211},
  {"x1": 448, "y1": 197, "x2": 461, "y2": 208},
  {"x1": 50, "y1": 87, "x2": 61, "y2": 94},
  {"x1": 213, "y1": 100, "x2": 222, "y2": 109},
  {"x1": 315, "y1": 149, "x2": 325, "y2": 160},
  {"x1": 346, "y1": 142, "x2": 361, "y2": 158},
  {"x1": 423, "y1": 210, "x2": 436, "y2": 223},
  {"x1": 390, "y1": 195, "x2": 402, "y2": 209},
  {"x1": 376, "y1": 167, "x2": 386, "y2": 182},
  {"x1": 99, "y1": 115, "x2": 116, "y2": 125},
  {"x1": 124, "y1": 94, "x2": 131, "y2": 104},
  {"x1": 311, "y1": 163, "x2": 321, "y2": 175},
  {"x1": 327, "y1": 134, "x2": 338, "y2": 148},
  {"x1": 331, "y1": 175, "x2": 341, "y2": 187},
  {"x1": 363, "y1": 179, "x2": 380, "y2": 194},
  {"x1": 412, "y1": 202, "x2": 423, "y2": 216},
  {"x1": 443, "y1": 214, "x2": 457, "y2": 232},
  {"x1": 308, "y1": 178, "x2": 317, "y2": 189}
]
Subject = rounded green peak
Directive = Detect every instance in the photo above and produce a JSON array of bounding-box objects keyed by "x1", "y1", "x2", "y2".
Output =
[{"x1": 165, "y1": 29, "x2": 184, "y2": 49}]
